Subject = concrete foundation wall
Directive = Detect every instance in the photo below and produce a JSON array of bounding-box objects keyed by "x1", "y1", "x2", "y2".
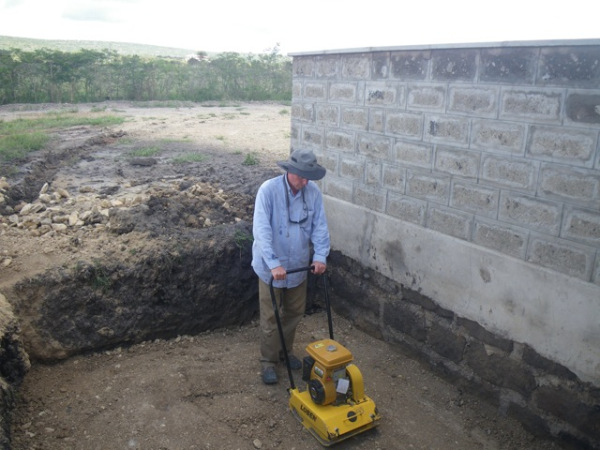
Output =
[
  {"x1": 325, "y1": 197, "x2": 600, "y2": 384},
  {"x1": 290, "y1": 40, "x2": 600, "y2": 446}
]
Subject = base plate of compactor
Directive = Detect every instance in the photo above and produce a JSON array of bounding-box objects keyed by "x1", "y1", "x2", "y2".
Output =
[{"x1": 288, "y1": 388, "x2": 380, "y2": 447}]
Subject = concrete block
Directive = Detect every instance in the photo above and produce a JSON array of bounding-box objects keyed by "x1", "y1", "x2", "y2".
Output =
[
  {"x1": 341, "y1": 54, "x2": 371, "y2": 79},
  {"x1": 341, "y1": 106, "x2": 369, "y2": 131},
  {"x1": 427, "y1": 205, "x2": 473, "y2": 240},
  {"x1": 481, "y1": 154, "x2": 537, "y2": 190},
  {"x1": 326, "y1": 130, "x2": 355, "y2": 152},
  {"x1": 499, "y1": 192, "x2": 562, "y2": 235},
  {"x1": 528, "y1": 125, "x2": 597, "y2": 167},
  {"x1": 369, "y1": 108, "x2": 385, "y2": 133},
  {"x1": 340, "y1": 156, "x2": 363, "y2": 180},
  {"x1": 473, "y1": 218, "x2": 528, "y2": 259},
  {"x1": 500, "y1": 89, "x2": 562, "y2": 123},
  {"x1": 318, "y1": 152, "x2": 338, "y2": 175},
  {"x1": 292, "y1": 81, "x2": 302, "y2": 98},
  {"x1": 448, "y1": 87, "x2": 498, "y2": 118},
  {"x1": 393, "y1": 140, "x2": 433, "y2": 168},
  {"x1": 301, "y1": 126, "x2": 324, "y2": 148},
  {"x1": 354, "y1": 185, "x2": 386, "y2": 213},
  {"x1": 471, "y1": 119, "x2": 526, "y2": 154},
  {"x1": 365, "y1": 82, "x2": 402, "y2": 106},
  {"x1": 293, "y1": 57, "x2": 314, "y2": 77},
  {"x1": 527, "y1": 236, "x2": 595, "y2": 281},
  {"x1": 539, "y1": 163, "x2": 600, "y2": 205},
  {"x1": 538, "y1": 46, "x2": 600, "y2": 88},
  {"x1": 316, "y1": 104, "x2": 339, "y2": 126},
  {"x1": 561, "y1": 207, "x2": 600, "y2": 246},
  {"x1": 372, "y1": 52, "x2": 390, "y2": 79},
  {"x1": 406, "y1": 171, "x2": 450, "y2": 204},
  {"x1": 291, "y1": 103, "x2": 314, "y2": 122},
  {"x1": 566, "y1": 92, "x2": 600, "y2": 124},
  {"x1": 425, "y1": 115, "x2": 469, "y2": 146},
  {"x1": 480, "y1": 48, "x2": 537, "y2": 84},
  {"x1": 407, "y1": 84, "x2": 446, "y2": 111},
  {"x1": 303, "y1": 82, "x2": 327, "y2": 100},
  {"x1": 450, "y1": 181, "x2": 499, "y2": 218},
  {"x1": 365, "y1": 161, "x2": 382, "y2": 186},
  {"x1": 390, "y1": 50, "x2": 430, "y2": 80},
  {"x1": 382, "y1": 164, "x2": 405, "y2": 192},
  {"x1": 329, "y1": 82, "x2": 358, "y2": 103},
  {"x1": 357, "y1": 133, "x2": 391, "y2": 160},
  {"x1": 290, "y1": 123, "x2": 299, "y2": 141},
  {"x1": 386, "y1": 193, "x2": 426, "y2": 225},
  {"x1": 314, "y1": 55, "x2": 339, "y2": 78},
  {"x1": 386, "y1": 112, "x2": 423, "y2": 138},
  {"x1": 431, "y1": 49, "x2": 477, "y2": 81},
  {"x1": 324, "y1": 176, "x2": 353, "y2": 203},
  {"x1": 435, "y1": 147, "x2": 480, "y2": 178}
]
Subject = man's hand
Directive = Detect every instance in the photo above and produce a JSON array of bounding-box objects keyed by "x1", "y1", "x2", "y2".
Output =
[
  {"x1": 311, "y1": 261, "x2": 326, "y2": 275},
  {"x1": 271, "y1": 266, "x2": 286, "y2": 281}
]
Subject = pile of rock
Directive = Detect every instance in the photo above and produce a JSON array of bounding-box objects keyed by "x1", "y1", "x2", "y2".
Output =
[{"x1": 1, "y1": 179, "x2": 147, "y2": 237}]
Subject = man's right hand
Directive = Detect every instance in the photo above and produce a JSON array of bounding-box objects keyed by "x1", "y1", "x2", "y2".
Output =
[{"x1": 271, "y1": 266, "x2": 286, "y2": 281}]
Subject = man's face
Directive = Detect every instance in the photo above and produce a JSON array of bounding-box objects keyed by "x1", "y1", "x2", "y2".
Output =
[{"x1": 287, "y1": 172, "x2": 309, "y2": 193}]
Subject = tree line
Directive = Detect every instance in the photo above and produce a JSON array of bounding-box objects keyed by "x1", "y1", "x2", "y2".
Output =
[{"x1": 0, "y1": 47, "x2": 293, "y2": 104}]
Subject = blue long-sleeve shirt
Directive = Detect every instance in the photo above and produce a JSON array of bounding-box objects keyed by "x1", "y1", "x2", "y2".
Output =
[{"x1": 252, "y1": 174, "x2": 330, "y2": 288}]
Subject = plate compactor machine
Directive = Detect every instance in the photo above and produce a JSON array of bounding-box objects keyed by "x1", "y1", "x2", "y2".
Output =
[{"x1": 270, "y1": 267, "x2": 381, "y2": 446}]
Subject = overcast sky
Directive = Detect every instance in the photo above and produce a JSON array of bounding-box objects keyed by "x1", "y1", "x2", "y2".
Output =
[{"x1": 0, "y1": 0, "x2": 598, "y2": 55}]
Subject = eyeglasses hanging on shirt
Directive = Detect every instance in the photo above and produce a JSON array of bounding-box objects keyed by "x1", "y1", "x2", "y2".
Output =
[{"x1": 283, "y1": 175, "x2": 308, "y2": 224}]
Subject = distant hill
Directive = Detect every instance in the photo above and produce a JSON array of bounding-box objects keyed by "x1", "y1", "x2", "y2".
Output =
[{"x1": 0, "y1": 35, "x2": 200, "y2": 58}]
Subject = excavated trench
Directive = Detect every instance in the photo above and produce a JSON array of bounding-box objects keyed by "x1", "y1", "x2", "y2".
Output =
[
  {"x1": 10, "y1": 223, "x2": 259, "y2": 362},
  {"x1": 2, "y1": 138, "x2": 276, "y2": 361}
]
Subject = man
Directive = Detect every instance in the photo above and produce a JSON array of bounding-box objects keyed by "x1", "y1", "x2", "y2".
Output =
[{"x1": 252, "y1": 148, "x2": 330, "y2": 385}]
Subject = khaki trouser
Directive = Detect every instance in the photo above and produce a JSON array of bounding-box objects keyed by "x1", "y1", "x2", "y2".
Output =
[{"x1": 259, "y1": 278, "x2": 307, "y2": 367}]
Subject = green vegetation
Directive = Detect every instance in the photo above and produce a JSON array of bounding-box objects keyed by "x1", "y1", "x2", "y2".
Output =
[
  {"x1": 0, "y1": 112, "x2": 123, "y2": 134},
  {"x1": 172, "y1": 153, "x2": 206, "y2": 164},
  {"x1": 242, "y1": 152, "x2": 259, "y2": 166},
  {"x1": 234, "y1": 230, "x2": 254, "y2": 253},
  {"x1": 91, "y1": 260, "x2": 111, "y2": 292},
  {"x1": 0, "y1": 44, "x2": 292, "y2": 105},
  {"x1": 0, "y1": 132, "x2": 49, "y2": 160},
  {"x1": 0, "y1": 112, "x2": 125, "y2": 161},
  {"x1": 130, "y1": 146, "x2": 160, "y2": 157}
]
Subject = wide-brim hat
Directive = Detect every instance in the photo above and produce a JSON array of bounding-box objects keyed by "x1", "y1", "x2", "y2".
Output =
[{"x1": 277, "y1": 148, "x2": 326, "y2": 180}]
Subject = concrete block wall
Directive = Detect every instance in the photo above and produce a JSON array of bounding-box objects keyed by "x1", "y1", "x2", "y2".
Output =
[
  {"x1": 292, "y1": 42, "x2": 600, "y2": 284},
  {"x1": 290, "y1": 40, "x2": 600, "y2": 447}
]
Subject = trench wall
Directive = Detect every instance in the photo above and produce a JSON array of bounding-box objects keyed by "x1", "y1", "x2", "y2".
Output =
[{"x1": 289, "y1": 40, "x2": 600, "y2": 447}]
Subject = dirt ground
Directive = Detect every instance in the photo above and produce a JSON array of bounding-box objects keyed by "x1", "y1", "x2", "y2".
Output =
[{"x1": 0, "y1": 102, "x2": 563, "y2": 450}]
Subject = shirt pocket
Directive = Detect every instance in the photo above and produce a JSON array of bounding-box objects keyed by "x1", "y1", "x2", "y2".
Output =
[{"x1": 299, "y1": 208, "x2": 315, "y2": 238}]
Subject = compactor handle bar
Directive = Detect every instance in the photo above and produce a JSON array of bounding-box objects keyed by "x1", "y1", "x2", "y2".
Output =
[{"x1": 269, "y1": 266, "x2": 333, "y2": 390}]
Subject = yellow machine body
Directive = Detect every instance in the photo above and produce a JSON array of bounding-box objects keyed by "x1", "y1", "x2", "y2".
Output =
[{"x1": 289, "y1": 338, "x2": 381, "y2": 446}]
